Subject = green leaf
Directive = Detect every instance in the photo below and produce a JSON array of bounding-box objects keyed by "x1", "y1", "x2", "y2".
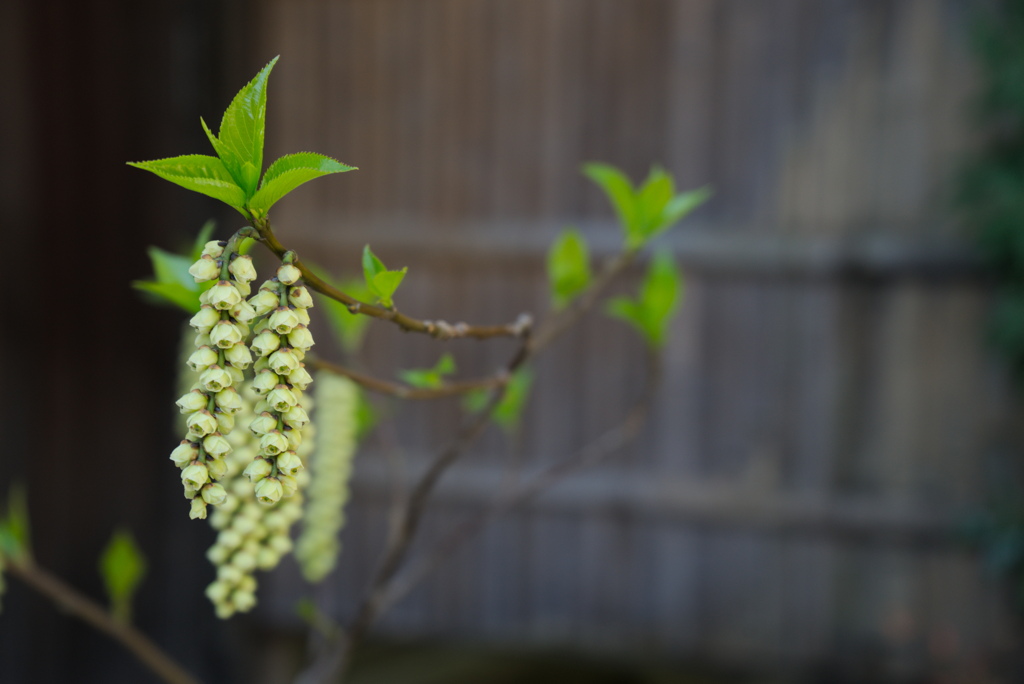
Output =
[
  {"x1": 0, "y1": 484, "x2": 30, "y2": 561},
  {"x1": 659, "y1": 186, "x2": 712, "y2": 234},
  {"x1": 214, "y1": 56, "x2": 279, "y2": 197},
  {"x1": 636, "y1": 167, "x2": 674, "y2": 242},
  {"x1": 127, "y1": 155, "x2": 247, "y2": 215},
  {"x1": 399, "y1": 353, "x2": 457, "y2": 389},
  {"x1": 362, "y1": 246, "x2": 407, "y2": 307},
  {"x1": 462, "y1": 369, "x2": 533, "y2": 434},
  {"x1": 583, "y1": 163, "x2": 638, "y2": 238},
  {"x1": 605, "y1": 251, "x2": 683, "y2": 348},
  {"x1": 147, "y1": 247, "x2": 195, "y2": 290},
  {"x1": 248, "y1": 153, "x2": 356, "y2": 217},
  {"x1": 547, "y1": 229, "x2": 591, "y2": 309},
  {"x1": 355, "y1": 389, "x2": 377, "y2": 441},
  {"x1": 132, "y1": 281, "x2": 201, "y2": 314},
  {"x1": 98, "y1": 530, "x2": 146, "y2": 624},
  {"x1": 188, "y1": 220, "x2": 217, "y2": 262}
]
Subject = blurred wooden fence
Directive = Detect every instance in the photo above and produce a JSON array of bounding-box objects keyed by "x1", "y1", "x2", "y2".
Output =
[{"x1": 249, "y1": 0, "x2": 1014, "y2": 675}]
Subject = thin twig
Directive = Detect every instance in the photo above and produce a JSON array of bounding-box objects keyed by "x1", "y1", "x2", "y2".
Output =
[
  {"x1": 308, "y1": 358, "x2": 508, "y2": 400},
  {"x1": 5, "y1": 559, "x2": 200, "y2": 684},
  {"x1": 252, "y1": 218, "x2": 532, "y2": 341}
]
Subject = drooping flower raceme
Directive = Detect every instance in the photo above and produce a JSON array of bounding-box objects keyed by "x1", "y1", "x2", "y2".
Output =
[
  {"x1": 171, "y1": 240, "x2": 257, "y2": 520},
  {"x1": 244, "y1": 262, "x2": 315, "y2": 505},
  {"x1": 296, "y1": 373, "x2": 359, "y2": 582}
]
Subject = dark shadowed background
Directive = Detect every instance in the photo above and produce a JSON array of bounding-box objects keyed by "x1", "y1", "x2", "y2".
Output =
[{"x1": 1, "y1": 1, "x2": 1021, "y2": 683}]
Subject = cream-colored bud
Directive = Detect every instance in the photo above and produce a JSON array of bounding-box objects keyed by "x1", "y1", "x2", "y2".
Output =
[
  {"x1": 233, "y1": 552, "x2": 257, "y2": 574},
  {"x1": 251, "y1": 331, "x2": 281, "y2": 357},
  {"x1": 287, "y1": 366, "x2": 314, "y2": 390},
  {"x1": 243, "y1": 458, "x2": 273, "y2": 482},
  {"x1": 200, "y1": 365, "x2": 233, "y2": 393},
  {"x1": 201, "y1": 482, "x2": 228, "y2": 506},
  {"x1": 296, "y1": 308, "x2": 311, "y2": 326},
  {"x1": 189, "y1": 254, "x2": 220, "y2": 282},
  {"x1": 285, "y1": 428, "x2": 303, "y2": 450},
  {"x1": 221, "y1": 344, "x2": 251, "y2": 372},
  {"x1": 217, "y1": 564, "x2": 243, "y2": 584},
  {"x1": 286, "y1": 325, "x2": 314, "y2": 351},
  {"x1": 187, "y1": 346, "x2": 219, "y2": 372},
  {"x1": 235, "y1": 279, "x2": 251, "y2": 297},
  {"x1": 275, "y1": 450, "x2": 304, "y2": 476},
  {"x1": 170, "y1": 441, "x2": 198, "y2": 467},
  {"x1": 205, "y1": 580, "x2": 230, "y2": 603},
  {"x1": 206, "y1": 545, "x2": 230, "y2": 565},
  {"x1": 226, "y1": 365, "x2": 245, "y2": 385},
  {"x1": 215, "y1": 411, "x2": 235, "y2": 434},
  {"x1": 232, "y1": 590, "x2": 257, "y2": 612},
  {"x1": 248, "y1": 411, "x2": 278, "y2": 435},
  {"x1": 215, "y1": 387, "x2": 243, "y2": 413},
  {"x1": 207, "y1": 280, "x2": 242, "y2": 310},
  {"x1": 278, "y1": 475, "x2": 299, "y2": 497},
  {"x1": 207, "y1": 457, "x2": 228, "y2": 480},
  {"x1": 176, "y1": 390, "x2": 209, "y2": 414},
  {"x1": 230, "y1": 299, "x2": 257, "y2": 324},
  {"x1": 252, "y1": 369, "x2": 280, "y2": 395},
  {"x1": 268, "y1": 535, "x2": 293, "y2": 555},
  {"x1": 256, "y1": 548, "x2": 281, "y2": 570},
  {"x1": 282, "y1": 405, "x2": 310, "y2": 429},
  {"x1": 268, "y1": 307, "x2": 300, "y2": 335},
  {"x1": 259, "y1": 430, "x2": 289, "y2": 456},
  {"x1": 201, "y1": 240, "x2": 225, "y2": 258},
  {"x1": 228, "y1": 255, "x2": 257, "y2": 283},
  {"x1": 211, "y1": 320, "x2": 242, "y2": 349},
  {"x1": 181, "y1": 462, "x2": 210, "y2": 488},
  {"x1": 193, "y1": 333, "x2": 213, "y2": 349},
  {"x1": 267, "y1": 386, "x2": 298, "y2": 412},
  {"x1": 190, "y1": 305, "x2": 220, "y2": 334},
  {"x1": 268, "y1": 348, "x2": 301, "y2": 375},
  {"x1": 186, "y1": 410, "x2": 218, "y2": 437},
  {"x1": 277, "y1": 264, "x2": 301, "y2": 285},
  {"x1": 248, "y1": 289, "x2": 279, "y2": 317},
  {"x1": 189, "y1": 498, "x2": 208, "y2": 520},
  {"x1": 203, "y1": 433, "x2": 232, "y2": 458},
  {"x1": 233, "y1": 516, "x2": 257, "y2": 536},
  {"x1": 288, "y1": 285, "x2": 314, "y2": 309},
  {"x1": 255, "y1": 477, "x2": 284, "y2": 505}
]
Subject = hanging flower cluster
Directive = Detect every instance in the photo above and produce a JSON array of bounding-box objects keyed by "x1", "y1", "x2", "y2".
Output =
[
  {"x1": 296, "y1": 373, "x2": 359, "y2": 582},
  {"x1": 171, "y1": 240, "x2": 258, "y2": 520},
  {"x1": 205, "y1": 383, "x2": 314, "y2": 618},
  {"x1": 243, "y1": 260, "x2": 315, "y2": 506}
]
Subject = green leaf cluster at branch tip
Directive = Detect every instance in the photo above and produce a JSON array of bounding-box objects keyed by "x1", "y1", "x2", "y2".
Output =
[
  {"x1": 98, "y1": 530, "x2": 146, "y2": 624},
  {"x1": 128, "y1": 57, "x2": 355, "y2": 220},
  {"x1": 362, "y1": 245, "x2": 408, "y2": 308},
  {"x1": 548, "y1": 229, "x2": 592, "y2": 310},
  {"x1": 606, "y1": 250, "x2": 683, "y2": 349},
  {"x1": 399, "y1": 354, "x2": 456, "y2": 389}
]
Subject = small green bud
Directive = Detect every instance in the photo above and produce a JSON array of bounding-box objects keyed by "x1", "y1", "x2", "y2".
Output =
[
  {"x1": 223, "y1": 343, "x2": 253, "y2": 370},
  {"x1": 232, "y1": 590, "x2": 257, "y2": 612},
  {"x1": 288, "y1": 285, "x2": 314, "y2": 309},
  {"x1": 286, "y1": 325, "x2": 314, "y2": 352},
  {"x1": 268, "y1": 347, "x2": 301, "y2": 375},
  {"x1": 276, "y1": 450, "x2": 304, "y2": 476},
  {"x1": 282, "y1": 405, "x2": 309, "y2": 429},
  {"x1": 201, "y1": 483, "x2": 228, "y2": 506},
  {"x1": 176, "y1": 390, "x2": 208, "y2": 414},
  {"x1": 278, "y1": 475, "x2": 299, "y2": 498},
  {"x1": 243, "y1": 457, "x2": 273, "y2": 482},
  {"x1": 207, "y1": 457, "x2": 228, "y2": 480},
  {"x1": 225, "y1": 365, "x2": 245, "y2": 385},
  {"x1": 267, "y1": 386, "x2": 298, "y2": 412},
  {"x1": 205, "y1": 580, "x2": 230, "y2": 603},
  {"x1": 211, "y1": 320, "x2": 243, "y2": 349},
  {"x1": 254, "y1": 477, "x2": 284, "y2": 504},
  {"x1": 207, "y1": 281, "x2": 243, "y2": 310},
  {"x1": 248, "y1": 289, "x2": 279, "y2": 317},
  {"x1": 251, "y1": 331, "x2": 281, "y2": 357},
  {"x1": 181, "y1": 462, "x2": 210, "y2": 488},
  {"x1": 252, "y1": 369, "x2": 280, "y2": 395},
  {"x1": 268, "y1": 307, "x2": 300, "y2": 335},
  {"x1": 287, "y1": 366, "x2": 314, "y2": 390},
  {"x1": 187, "y1": 346, "x2": 219, "y2": 372},
  {"x1": 189, "y1": 254, "x2": 220, "y2": 282},
  {"x1": 285, "y1": 428, "x2": 303, "y2": 450},
  {"x1": 258, "y1": 430, "x2": 289, "y2": 456},
  {"x1": 189, "y1": 498, "x2": 208, "y2": 520},
  {"x1": 228, "y1": 255, "x2": 257, "y2": 283},
  {"x1": 203, "y1": 433, "x2": 232, "y2": 457},
  {"x1": 248, "y1": 411, "x2": 278, "y2": 436},
  {"x1": 186, "y1": 410, "x2": 218, "y2": 437},
  {"x1": 215, "y1": 411, "x2": 235, "y2": 434},
  {"x1": 230, "y1": 299, "x2": 257, "y2": 324},
  {"x1": 170, "y1": 440, "x2": 198, "y2": 467},
  {"x1": 215, "y1": 387, "x2": 243, "y2": 413},
  {"x1": 189, "y1": 305, "x2": 220, "y2": 334},
  {"x1": 267, "y1": 535, "x2": 293, "y2": 555},
  {"x1": 277, "y1": 264, "x2": 301, "y2": 285},
  {"x1": 200, "y1": 365, "x2": 233, "y2": 393}
]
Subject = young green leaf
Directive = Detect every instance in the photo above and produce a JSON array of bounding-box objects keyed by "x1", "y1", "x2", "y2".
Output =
[
  {"x1": 547, "y1": 229, "x2": 592, "y2": 309},
  {"x1": 399, "y1": 353, "x2": 457, "y2": 389},
  {"x1": 132, "y1": 281, "x2": 202, "y2": 314},
  {"x1": 188, "y1": 220, "x2": 217, "y2": 262},
  {"x1": 98, "y1": 530, "x2": 147, "y2": 624},
  {"x1": 362, "y1": 246, "x2": 407, "y2": 308},
  {"x1": 605, "y1": 250, "x2": 683, "y2": 348},
  {"x1": 212, "y1": 56, "x2": 279, "y2": 197},
  {"x1": 126, "y1": 155, "x2": 247, "y2": 215},
  {"x1": 0, "y1": 484, "x2": 30, "y2": 561},
  {"x1": 462, "y1": 368, "x2": 534, "y2": 434},
  {"x1": 583, "y1": 163, "x2": 638, "y2": 237},
  {"x1": 248, "y1": 152, "x2": 356, "y2": 217},
  {"x1": 355, "y1": 389, "x2": 377, "y2": 441},
  {"x1": 635, "y1": 167, "x2": 674, "y2": 242}
]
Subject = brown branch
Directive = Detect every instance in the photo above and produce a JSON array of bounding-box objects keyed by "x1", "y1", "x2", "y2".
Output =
[
  {"x1": 307, "y1": 358, "x2": 508, "y2": 400},
  {"x1": 5, "y1": 558, "x2": 200, "y2": 684},
  {"x1": 252, "y1": 219, "x2": 532, "y2": 341}
]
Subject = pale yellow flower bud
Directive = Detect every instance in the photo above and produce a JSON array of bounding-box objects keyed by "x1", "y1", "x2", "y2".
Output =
[
  {"x1": 207, "y1": 457, "x2": 228, "y2": 480},
  {"x1": 232, "y1": 590, "x2": 257, "y2": 612},
  {"x1": 252, "y1": 370, "x2": 279, "y2": 395},
  {"x1": 205, "y1": 580, "x2": 230, "y2": 603},
  {"x1": 267, "y1": 386, "x2": 298, "y2": 412},
  {"x1": 243, "y1": 458, "x2": 273, "y2": 482},
  {"x1": 258, "y1": 430, "x2": 289, "y2": 456},
  {"x1": 254, "y1": 477, "x2": 284, "y2": 504},
  {"x1": 286, "y1": 325, "x2": 314, "y2": 351},
  {"x1": 275, "y1": 450, "x2": 303, "y2": 476},
  {"x1": 251, "y1": 331, "x2": 281, "y2": 357},
  {"x1": 282, "y1": 405, "x2": 309, "y2": 429},
  {"x1": 211, "y1": 320, "x2": 242, "y2": 349},
  {"x1": 268, "y1": 307, "x2": 300, "y2": 335},
  {"x1": 215, "y1": 387, "x2": 243, "y2": 413},
  {"x1": 288, "y1": 286, "x2": 314, "y2": 309},
  {"x1": 187, "y1": 346, "x2": 219, "y2": 372},
  {"x1": 189, "y1": 254, "x2": 220, "y2": 282},
  {"x1": 248, "y1": 289, "x2": 279, "y2": 317},
  {"x1": 207, "y1": 281, "x2": 242, "y2": 310},
  {"x1": 203, "y1": 433, "x2": 232, "y2": 457},
  {"x1": 296, "y1": 308, "x2": 311, "y2": 326},
  {"x1": 201, "y1": 483, "x2": 228, "y2": 506},
  {"x1": 248, "y1": 411, "x2": 278, "y2": 435},
  {"x1": 278, "y1": 475, "x2": 299, "y2": 497},
  {"x1": 230, "y1": 299, "x2": 257, "y2": 324},
  {"x1": 189, "y1": 305, "x2": 220, "y2": 334},
  {"x1": 170, "y1": 441, "x2": 198, "y2": 467},
  {"x1": 201, "y1": 240, "x2": 225, "y2": 258},
  {"x1": 267, "y1": 348, "x2": 301, "y2": 375},
  {"x1": 190, "y1": 498, "x2": 208, "y2": 520},
  {"x1": 181, "y1": 462, "x2": 210, "y2": 488},
  {"x1": 287, "y1": 366, "x2": 314, "y2": 390},
  {"x1": 228, "y1": 255, "x2": 257, "y2": 283},
  {"x1": 225, "y1": 365, "x2": 245, "y2": 385},
  {"x1": 215, "y1": 411, "x2": 235, "y2": 434},
  {"x1": 267, "y1": 535, "x2": 293, "y2": 555},
  {"x1": 277, "y1": 264, "x2": 301, "y2": 285},
  {"x1": 200, "y1": 366, "x2": 233, "y2": 393},
  {"x1": 186, "y1": 409, "x2": 218, "y2": 437},
  {"x1": 285, "y1": 427, "x2": 303, "y2": 450},
  {"x1": 176, "y1": 390, "x2": 209, "y2": 414}
]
